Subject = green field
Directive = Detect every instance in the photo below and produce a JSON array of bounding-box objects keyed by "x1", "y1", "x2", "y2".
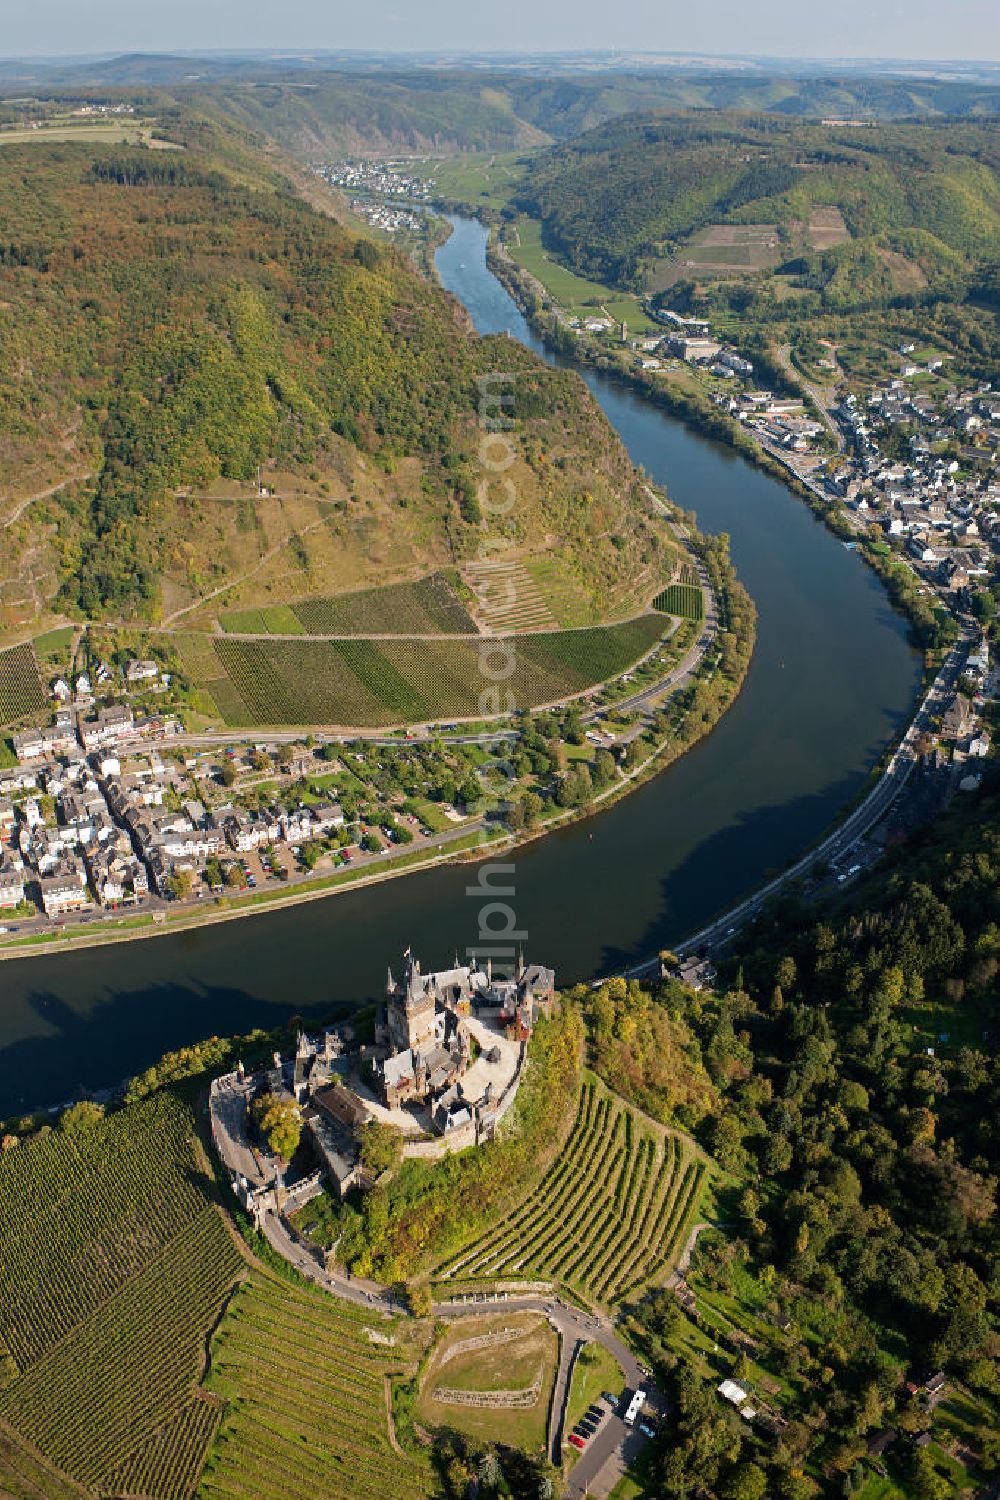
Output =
[
  {"x1": 0, "y1": 642, "x2": 46, "y2": 726},
  {"x1": 0, "y1": 1092, "x2": 242, "y2": 1497},
  {"x1": 218, "y1": 605, "x2": 305, "y2": 635},
  {"x1": 415, "y1": 1310, "x2": 557, "y2": 1453},
  {"x1": 425, "y1": 150, "x2": 526, "y2": 208},
  {"x1": 291, "y1": 573, "x2": 475, "y2": 636},
  {"x1": 653, "y1": 582, "x2": 704, "y2": 620},
  {"x1": 436, "y1": 1074, "x2": 708, "y2": 1306},
  {"x1": 0, "y1": 122, "x2": 169, "y2": 148},
  {"x1": 201, "y1": 615, "x2": 664, "y2": 726},
  {"x1": 508, "y1": 217, "x2": 658, "y2": 331},
  {"x1": 199, "y1": 1274, "x2": 432, "y2": 1500}
]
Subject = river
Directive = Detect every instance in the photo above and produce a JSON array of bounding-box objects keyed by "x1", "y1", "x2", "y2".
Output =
[{"x1": 0, "y1": 217, "x2": 920, "y2": 1116}]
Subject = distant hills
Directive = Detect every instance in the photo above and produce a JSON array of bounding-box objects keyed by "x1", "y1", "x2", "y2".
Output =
[{"x1": 3, "y1": 58, "x2": 1000, "y2": 160}]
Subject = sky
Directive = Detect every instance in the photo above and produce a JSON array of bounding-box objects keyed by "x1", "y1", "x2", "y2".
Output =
[{"x1": 2, "y1": 0, "x2": 999, "y2": 64}]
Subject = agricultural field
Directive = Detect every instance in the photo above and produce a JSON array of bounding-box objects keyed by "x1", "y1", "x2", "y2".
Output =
[
  {"x1": 803, "y1": 205, "x2": 851, "y2": 249},
  {"x1": 0, "y1": 642, "x2": 46, "y2": 726},
  {"x1": 0, "y1": 121, "x2": 170, "y2": 148},
  {"x1": 220, "y1": 573, "x2": 476, "y2": 637},
  {"x1": 0, "y1": 1091, "x2": 243, "y2": 1498},
  {"x1": 678, "y1": 223, "x2": 784, "y2": 272},
  {"x1": 653, "y1": 582, "x2": 705, "y2": 621},
  {"x1": 199, "y1": 1273, "x2": 433, "y2": 1500},
  {"x1": 201, "y1": 614, "x2": 665, "y2": 727},
  {"x1": 421, "y1": 149, "x2": 527, "y2": 209},
  {"x1": 507, "y1": 216, "x2": 658, "y2": 331},
  {"x1": 290, "y1": 572, "x2": 476, "y2": 636},
  {"x1": 436, "y1": 1074, "x2": 708, "y2": 1306},
  {"x1": 218, "y1": 605, "x2": 305, "y2": 635},
  {"x1": 415, "y1": 1310, "x2": 557, "y2": 1453},
  {"x1": 462, "y1": 559, "x2": 558, "y2": 632},
  {"x1": 521, "y1": 556, "x2": 605, "y2": 628}
]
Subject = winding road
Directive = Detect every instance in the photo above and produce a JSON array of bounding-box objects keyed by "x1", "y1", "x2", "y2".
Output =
[{"x1": 627, "y1": 627, "x2": 973, "y2": 971}]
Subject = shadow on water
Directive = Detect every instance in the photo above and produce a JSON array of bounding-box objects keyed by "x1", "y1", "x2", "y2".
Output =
[
  {"x1": 4, "y1": 979, "x2": 376, "y2": 1116},
  {"x1": 0, "y1": 216, "x2": 921, "y2": 1116}
]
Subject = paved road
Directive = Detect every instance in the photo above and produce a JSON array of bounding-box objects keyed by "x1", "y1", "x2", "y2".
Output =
[
  {"x1": 624, "y1": 629, "x2": 972, "y2": 975},
  {"x1": 774, "y1": 342, "x2": 845, "y2": 451},
  {"x1": 437, "y1": 1292, "x2": 653, "y2": 1491}
]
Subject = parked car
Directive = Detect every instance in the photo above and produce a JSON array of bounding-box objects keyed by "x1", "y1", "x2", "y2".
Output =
[{"x1": 568, "y1": 1433, "x2": 585, "y2": 1450}]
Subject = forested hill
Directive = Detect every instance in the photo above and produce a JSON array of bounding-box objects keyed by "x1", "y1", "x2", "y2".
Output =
[
  {"x1": 0, "y1": 116, "x2": 667, "y2": 628},
  {"x1": 512, "y1": 111, "x2": 1000, "y2": 292},
  {"x1": 667, "y1": 780, "x2": 1000, "y2": 1491}
]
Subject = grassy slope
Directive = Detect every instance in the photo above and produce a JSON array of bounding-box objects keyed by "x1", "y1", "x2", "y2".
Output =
[{"x1": 0, "y1": 112, "x2": 672, "y2": 641}]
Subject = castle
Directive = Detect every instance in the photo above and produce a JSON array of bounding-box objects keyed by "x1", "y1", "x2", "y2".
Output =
[{"x1": 375, "y1": 949, "x2": 555, "y2": 1110}]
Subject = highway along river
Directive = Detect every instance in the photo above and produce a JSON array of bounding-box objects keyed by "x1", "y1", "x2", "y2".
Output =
[{"x1": 0, "y1": 216, "x2": 921, "y2": 1115}]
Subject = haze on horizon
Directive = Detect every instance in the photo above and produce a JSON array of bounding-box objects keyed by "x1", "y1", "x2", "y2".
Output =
[{"x1": 2, "y1": 0, "x2": 999, "y2": 66}]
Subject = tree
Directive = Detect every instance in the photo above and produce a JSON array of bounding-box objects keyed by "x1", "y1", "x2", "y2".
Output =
[
  {"x1": 359, "y1": 1120, "x2": 403, "y2": 1176},
  {"x1": 224, "y1": 862, "x2": 243, "y2": 888},
  {"x1": 477, "y1": 1448, "x2": 501, "y2": 1491},
  {"x1": 59, "y1": 1100, "x2": 105, "y2": 1134},
  {"x1": 166, "y1": 868, "x2": 194, "y2": 900},
  {"x1": 594, "y1": 747, "x2": 618, "y2": 786},
  {"x1": 300, "y1": 840, "x2": 322, "y2": 871},
  {"x1": 353, "y1": 239, "x2": 381, "y2": 271},
  {"x1": 408, "y1": 1281, "x2": 433, "y2": 1317},
  {"x1": 251, "y1": 1092, "x2": 303, "y2": 1161},
  {"x1": 723, "y1": 1463, "x2": 768, "y2": 1500}
]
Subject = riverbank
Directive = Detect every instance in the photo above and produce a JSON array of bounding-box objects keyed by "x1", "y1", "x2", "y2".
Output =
[
  {"x1": 0, "y1": 546, "x2": 753, "y2": 965},
  {"x1": 484, "y1": 233, "x2": 945, "y2": 658}
]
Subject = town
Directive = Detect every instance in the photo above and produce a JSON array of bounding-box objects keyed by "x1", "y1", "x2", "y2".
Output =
[
  {"x1": 0, "y1": 671, "x2": 490, "y2": 923},
  {"x1": 316, "y1": 157, "x2": 430, "y2": 233},
  {"x1": 618, "y1": 312, "x2": 1000, "y2": 805}
]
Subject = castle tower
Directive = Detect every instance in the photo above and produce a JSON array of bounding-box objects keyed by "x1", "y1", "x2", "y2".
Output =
[{"x1": 387, "y1": 949, "x2": 437, "y2": 1054}]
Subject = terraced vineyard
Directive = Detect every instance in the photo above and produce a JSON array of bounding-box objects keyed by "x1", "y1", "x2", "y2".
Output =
[
  {"x1": 0, "y1": 642, "x2": 45, "y2": 726},
  {"x1": 0, "y1": 1092, "x2": 244, "y2": 1499},
  {"x1": 436, "y1": 1074, "x2": 708, "y2": 1306},
  {"x1": 204, "y1": 615, "x2": 666, "y2": 726},
  {"x1": 198, "y1": 1274, "x2": 433, "y2": 1500},
  {"x1": 463, "y1": 559, "x2": 558, "y2": 632}
]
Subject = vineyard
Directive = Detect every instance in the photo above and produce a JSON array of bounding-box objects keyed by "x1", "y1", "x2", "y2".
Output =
[
  {"x1": 653, "y1": 581, "x2": 705, "y2": 621},
  {"x1": 0, "y1": 642, "x2": 45, "y2": 726},
  {"x1": 197, "y1": 1273, "x2": 434, "y2": 1500},
  {"x1": 0, "y1": 1092, "x2": 244, "y2": 1499},
  {"x1": 436, "y1": 1074, "x2": 708, "y2": 1306},
  {"x1": 290, "y1": 572, "x2": 476, "y2": 636},
  {"x1": 220, "y1": 574, "x2": 476, "y2": 638},
  {"x1": 204, "y1": 615, "x2": 665, "y2": 727}
]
